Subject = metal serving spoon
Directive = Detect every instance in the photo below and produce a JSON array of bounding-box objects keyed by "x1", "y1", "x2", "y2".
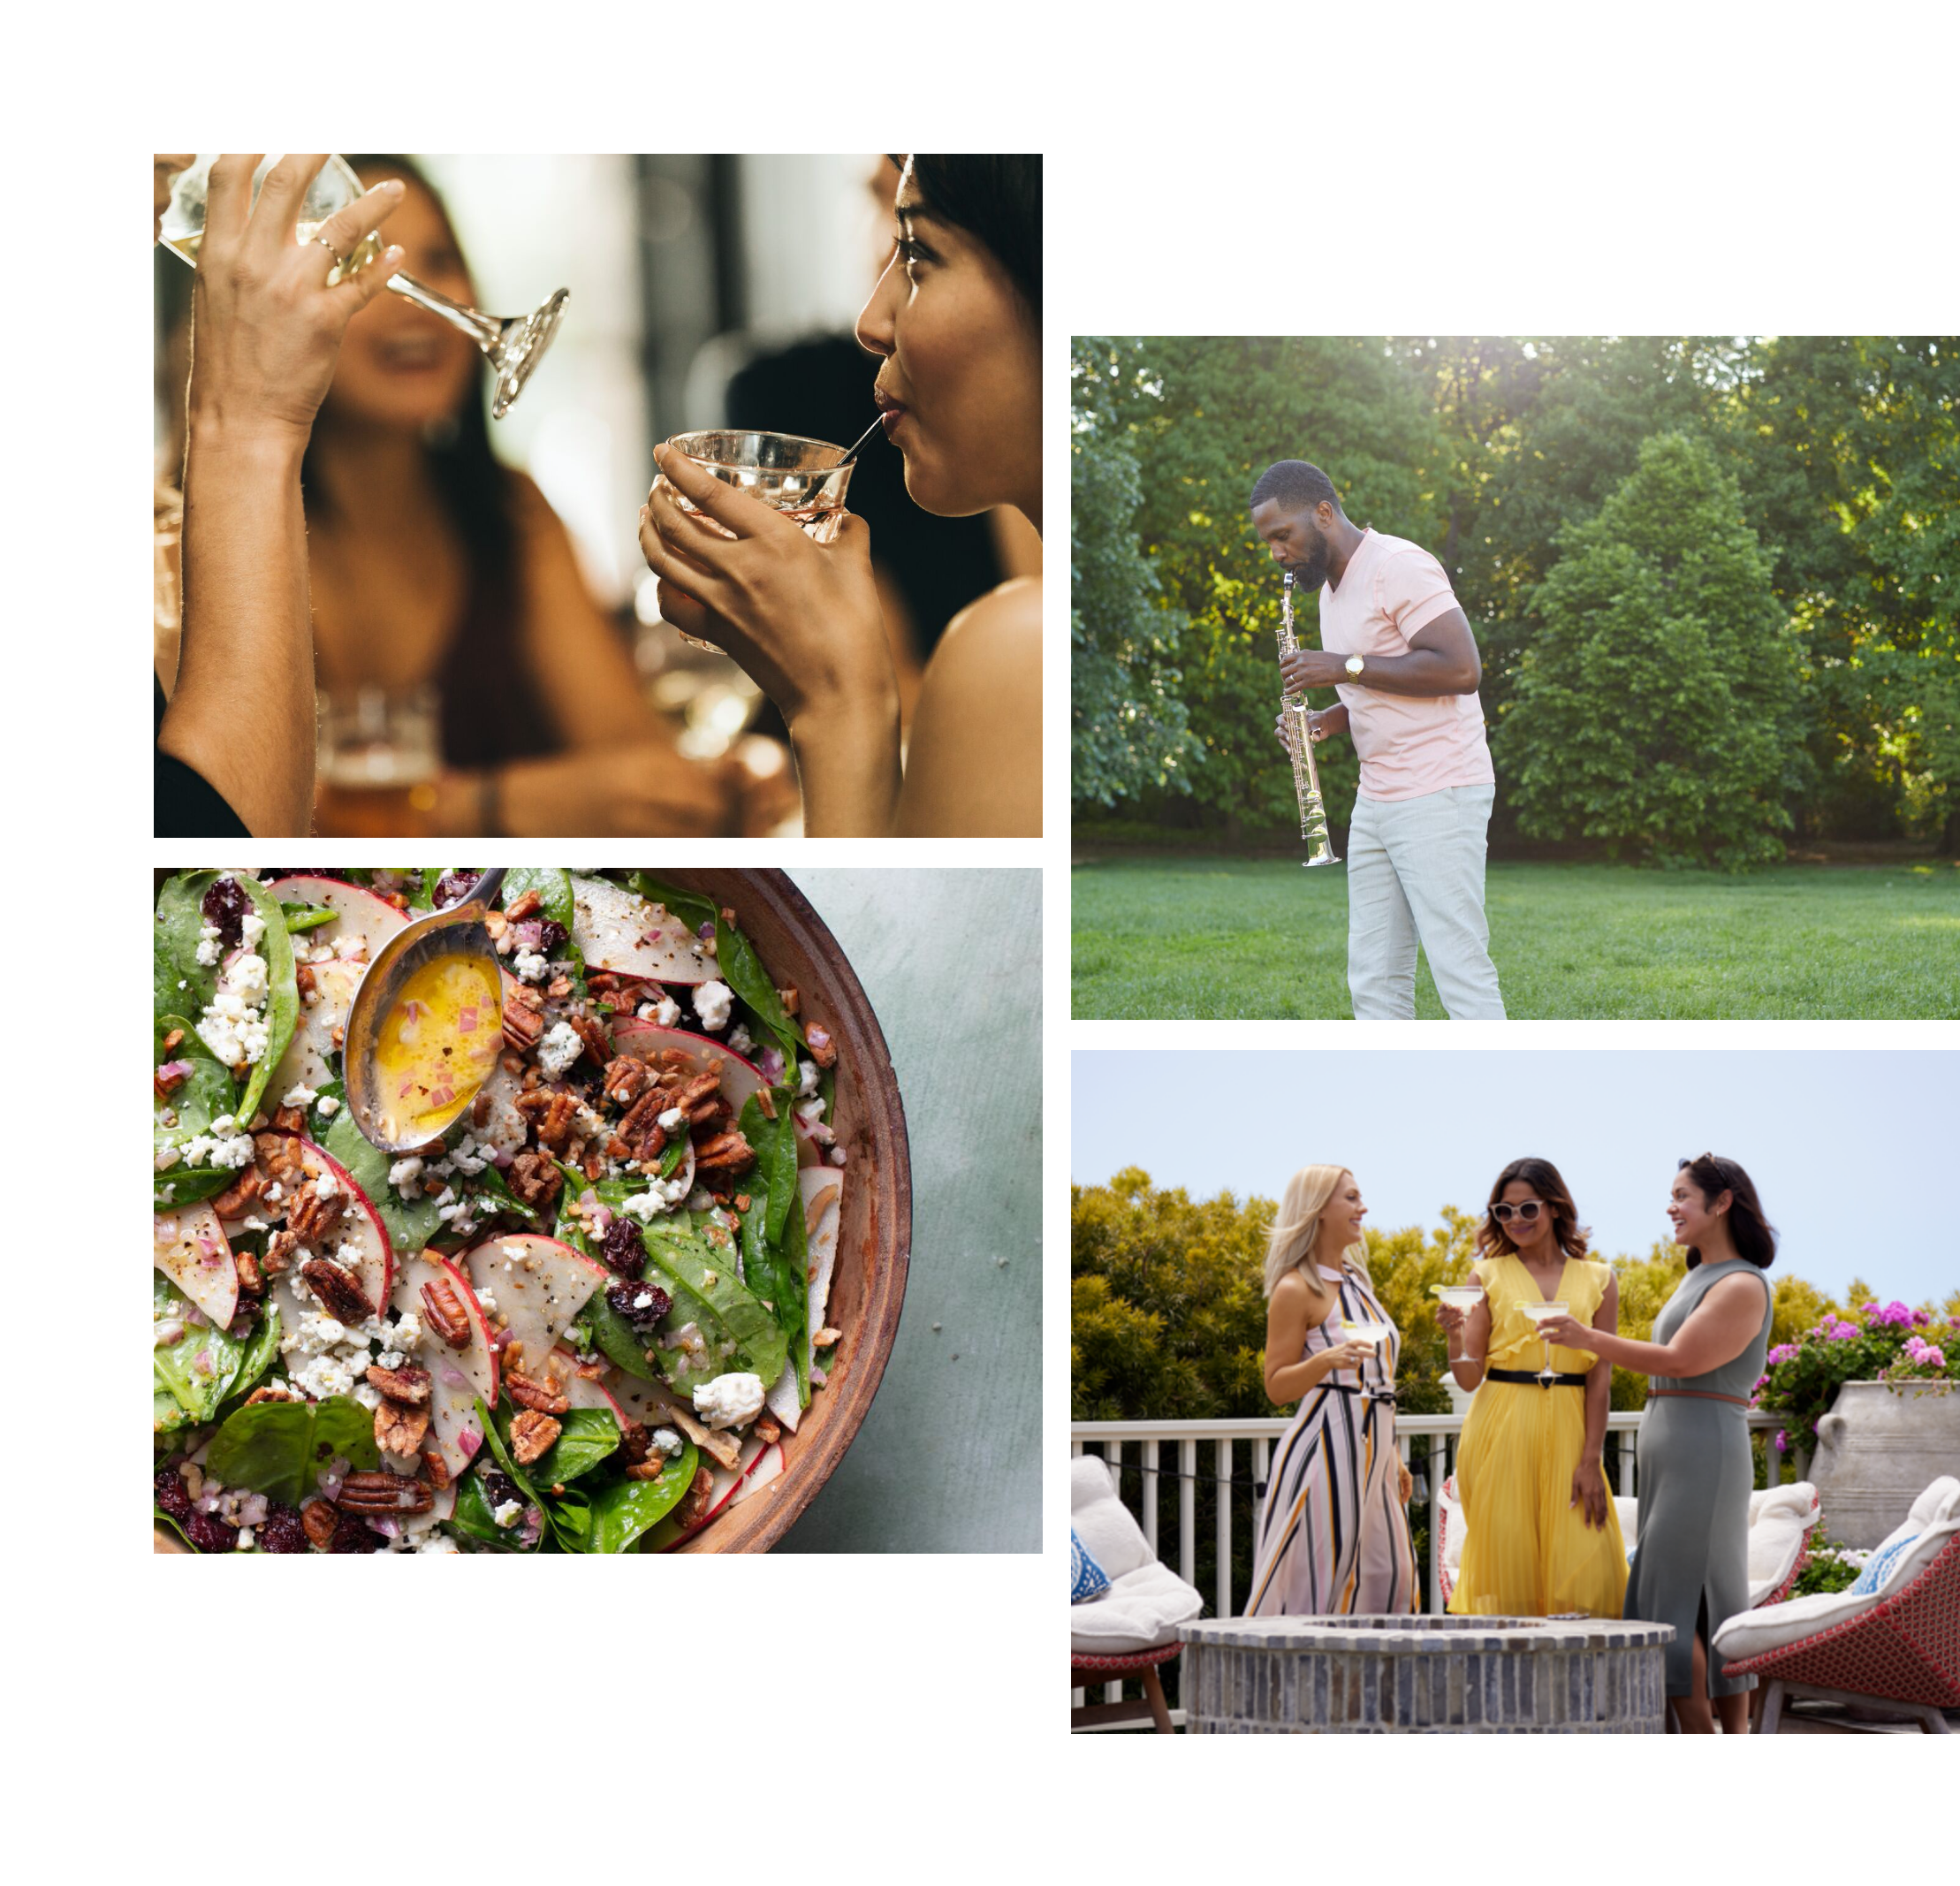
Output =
[{"x1": 345, "y1": 869, "x2": 507, "y2": 1154}]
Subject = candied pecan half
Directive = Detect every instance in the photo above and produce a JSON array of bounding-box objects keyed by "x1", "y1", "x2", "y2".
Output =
[
  {"x1": 472, "y1": 1091, "x2": 492, "y2": 1128},
  {"x1": 509, "y1": 1408, "x2": 562, "y2": 1465},
  {"x1": 504, "y1": 889, "x2": 543, "y2": 922},
  {"x1": 624, "y1": 1456, "x2": 673, "y2": 1481},
  {"x1": 671, "y1": 1068, "x2": 723, "y2": 1115},
  {"x1": 515, "y1": 1087, "x2": 580, "y2": 1152},
  {"x1": 256, "y1": 1131, "x2": 308, "y2": 1190},
  {"x1": 366, "y1": 1364, "x2": 431, "y2": 1404},
  {"x1": 420, "y1": 1448, "x2": 452, "y2": 1490},
  {"x1": 676, "y1": 1465, "x2": 716, "y2": 1532},
  {"x1": 300, "y1": 1500, "x2": 340, "y2": 1549},
  {"x1": 503, "y1": 984, "x2": 546, "y2": 1051},
  {"x1": 375, "y1": 1397, "x2": 430, "y2": 1456},
  {"x1": 614, "y1": 1090, "x2": 668, "y2": 1163},
  {"x1": 755, "y1": 1414, "x2": 782, "y2": 1446},
  {"x1": 336, "y1": 1472, "x2": 434, "y2": 1516},
  {"x1": 777, "y1": 985, "x2": 800, "y2": 1017},
  {"x1": 262, "y1": 1228, "x2": 300, "y2": 1274},
  {"x1": 568, "y1": 1013, "x2": 612, "y2": 1067},
  {"x1": 421, "y1": 1278, "x2": 472, "y2": 1348},
  {"x1": 162, "y1": 1026, "x2": 186, "y2": 1053},
  {"x1": 272, "y1": 1104, "x2": 308, "y2": 1135},
  {"x1": 287, "y1": 1183, "x2": 347, "y2": 1244},
  {"x1": 617, "y1": 1420, "x2": 652, "y2": 1468},
  {"x1": 244, "y1": 1384, "x2": 297, "y2": 1407},
  {"x1": 301, "y1": 1258, "x2": 376, "y2": 1324},
  {"x1": 505, "y1": 1369, "x2": 571, "y2": 1416},
  {"x1": 235, "y1": 1249, "x2": 262, "y2": 1297},
  {"x1": 294, "y1": 962, "x2": 317, "y2": 999},
  {"x1": 507, "y1": 1150, "x2": 563, "y2": 1210},
  {"x1": 692, "y1": 1129, "x2": 756, "y2": 1176},
  {"x1": 209, "y1": 1163, "x2": 266, "y2": 1219},
  {"x1": 602, "y1": 1056, "x2": 649, "y2": 1106},
  {"x1": 805, "y1": 1022, "x2": 837, "y2": 1069}
]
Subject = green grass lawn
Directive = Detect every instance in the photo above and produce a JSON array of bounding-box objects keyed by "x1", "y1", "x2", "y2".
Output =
[{"x1": 1071, "y1": 857, "x2": 1960, "y2": 1019}]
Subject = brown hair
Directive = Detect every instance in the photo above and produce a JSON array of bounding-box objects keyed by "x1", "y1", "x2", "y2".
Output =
[
  {"x1": 1477, "y1": 1156, "x2": 1592, "y2": 1263},
  {"x1": 1677, "y1": 1153, "x2": 1778, "y2": 1270}
]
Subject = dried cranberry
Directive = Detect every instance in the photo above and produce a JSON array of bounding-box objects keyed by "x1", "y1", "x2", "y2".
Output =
[
  {"x1": 600, "y1": 1217, "x2": 648, "y2": 1278},
  {"x1": 201, "y1": 874, "x2": 252, "y2": 951},
  {"x1": 536, "y1": 918, "x2": 569, "y2": 955},
  {"x1": 328, "y1": 1510, "x2": 387, "y2": 1554},
  {"x1": 154, "y1": 1467, "x2": 194, "y2": 1522},
  {"x1": 186, "y1": 1510, "x2": 240, "y2": 1553},
  {"x1": 479, "y1": 1465, "x2": 521, "y2": 1510},
  {"x1": 256, "y1": 1503, "x2": 309, "y2": 1554},
  {"x1": 606, "y1": 1276, "x2": 672, "y2": 1335},
  {"x1": 435, "y1": 870, "x2": 482, "y2": 909}
]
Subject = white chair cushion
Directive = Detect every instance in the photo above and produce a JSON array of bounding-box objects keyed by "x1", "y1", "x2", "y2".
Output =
[
  {"x1": 1067, "y1": 1455, "x2": 1204, "y2": 1655},
  {"x1": 1904, "y1": 1474, "x2": 1960, "y2": 1533},
  {"x1": 1747, "y1": 1482, "x2": 1819, "y2": 1606}
]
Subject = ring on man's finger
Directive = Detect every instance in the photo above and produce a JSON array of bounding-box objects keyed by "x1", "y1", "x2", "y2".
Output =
[{"x1": 312, "y1": 233, "x2": 347, "y2": 266}]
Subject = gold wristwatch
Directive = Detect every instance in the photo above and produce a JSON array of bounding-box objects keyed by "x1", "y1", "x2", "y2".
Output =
[{"x1": 1343, "y1": 653, "x2": 1365, "y2": 679}]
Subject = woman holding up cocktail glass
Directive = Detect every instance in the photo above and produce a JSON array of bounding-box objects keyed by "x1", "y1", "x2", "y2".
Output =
[
  {"x1": 1247, "y1": 1167, "x2": 1417, "y2": 1617},
  {"x1": 1440, "y1": 1158, "x2": 1627, "y2": 1619},
  {"x1": 639, "y1": 155, "x2": 1040, "y2": 837}
]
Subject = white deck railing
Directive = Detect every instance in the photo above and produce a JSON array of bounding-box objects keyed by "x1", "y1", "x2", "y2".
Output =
[{"x1": 1072, "y1": 1411, "x2": 1799, "y2": 1719}]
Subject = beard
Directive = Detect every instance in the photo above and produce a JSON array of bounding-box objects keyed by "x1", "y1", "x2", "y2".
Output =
[{"x1": 1287, "y1": 527, "x2": 1331, "y2": 589}]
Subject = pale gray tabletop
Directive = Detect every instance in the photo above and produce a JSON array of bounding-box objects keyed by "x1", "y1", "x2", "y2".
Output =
[{"x1": 773, "y1": 869, "x2": 1040, "y2": 1554}]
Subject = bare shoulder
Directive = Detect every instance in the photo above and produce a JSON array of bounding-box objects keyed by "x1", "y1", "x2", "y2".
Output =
[{"x1": 896, "y1": 576, "x2": 1042, "y2": 837}]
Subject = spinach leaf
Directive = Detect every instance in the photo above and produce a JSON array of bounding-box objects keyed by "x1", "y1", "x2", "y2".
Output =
[
  {"x1": 587, "y1": 1284, "x2": 659, "y2": 1381},
  {"x1": 206, "y1": 1395, "x2": 377, "y2": 1505},
  {"x1": 281, "y1": 901, "x2": 336, "y2": 934},
  {"x1": 154, "y1": 1380, "x2": 194, "y2": 1436},
  {"x1": 584, "y1": 1440, "x2": 698, "y2": 1553},
  {"x1": 713, "y1": 916, "x2": 806, "y2": 1063},
  {"x1": 641, "y1": 1224, "x2": 789, "y2": 1390},
  {"x1": 153, "y1": 871, "x2": 219, "y2": 1022},
  {"x1": 219, "y1": 1307, "x2": 285, "y2": 1414},
  {"x1": 475, "y1": 1397, "x2": 546, "y2": 1510},
  {"x1": 658, "y1": 1135, "x2": 689, "y2": 1180},
  {"x1": 153, "y1": 1503, "x2": 194, "y2": 1548},
  {"x1": 152, "y1": 1273, "x2": 282, "y2": 1422},
  {"x1": 623, "y1": 872, "x2": 718, "y2": 933},
  {"x1": 504, "y1": 867, "x2": 587, "y2": 986},
  {"x1": 736, "y1": 1093, "x2": 805, "y2": 1367},
  {"x1": 449, "y1": 1464, "x2": 528, "y2": 1549},
  {"x1": 323, "y1": 1107, "x2": 444, "y2": 1257},
  {"x1": 468, "y1": 1160, "x2": 538, "y2": 1227},
  {"x1": 305, "y1": 1078, "x2": 346, "y2": 1144},
  {"x1": 232, "y1": 873, "x2": 300, "y2": 1128},
  {"x1": 498, "y1": 1405, "x2": 621, "y2": 1488},
  {"x1": 153, "y1": 1014, "x2": 238, "y2": 1210},
  {"x1": 548, "y1": 1483, "x2": 594, "y2": 1551}
]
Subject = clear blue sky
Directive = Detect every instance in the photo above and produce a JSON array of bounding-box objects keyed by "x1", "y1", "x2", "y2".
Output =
[{"x1": 1072, "y1": 1049, "x2": 1956, "y2": 1306}]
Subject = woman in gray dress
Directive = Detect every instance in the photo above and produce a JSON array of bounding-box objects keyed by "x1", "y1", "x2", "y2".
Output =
[{"x1": 1535, "y1": 1153, "x2": 1775, "y2": 1734}]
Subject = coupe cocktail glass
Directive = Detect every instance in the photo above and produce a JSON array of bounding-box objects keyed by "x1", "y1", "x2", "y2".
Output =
[
  {"x1": 1517, "y1": 1299, "x2": 1570, "y2": 1383},
  {"x1": 159, "y1": 155, "x2": 567, "y2": 419},
  {"x1": 1338, "y1": 1317, "x2": 1394, "y2": 1379},
  {"x1": 653, "y1": 430, "x2": 856, "y2": 652},
  {"x1": 1431, "y1": 1282, "x2": 1485, "y2": 1386}
]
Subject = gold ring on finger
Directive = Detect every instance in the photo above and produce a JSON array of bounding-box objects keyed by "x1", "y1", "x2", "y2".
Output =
[{"x1": 312, "y1": 233, "x2": 347, "y2": 266}]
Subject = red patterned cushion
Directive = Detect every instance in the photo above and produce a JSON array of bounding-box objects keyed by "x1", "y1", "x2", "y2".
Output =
[{"x1": 1071, "y1": 1642, "x2": 1181, "y2": 1673}]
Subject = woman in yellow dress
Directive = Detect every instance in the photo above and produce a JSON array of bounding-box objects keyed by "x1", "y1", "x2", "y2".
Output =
[{"x1": 1440, "y1": 1157, "x2": 1628, "y2": 1617}]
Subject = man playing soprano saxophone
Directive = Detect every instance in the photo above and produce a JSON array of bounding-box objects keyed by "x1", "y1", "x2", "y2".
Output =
[{"x1": 1251, "y1": 460, "x2": 1506, "y2": 1020}]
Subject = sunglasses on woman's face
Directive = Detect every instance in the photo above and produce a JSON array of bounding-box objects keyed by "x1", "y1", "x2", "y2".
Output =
[{"x1": 1492, "y1": 1201, "x2": 1544, "y2": 1223}]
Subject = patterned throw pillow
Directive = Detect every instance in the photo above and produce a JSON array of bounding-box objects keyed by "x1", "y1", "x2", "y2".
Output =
[
  {"x1": 1849, "y1": 1532, "x2": 1920, "y2": 1596},
  {"x1": 1071, "y1": 1527, "x2": 1112, "y2": 1604}
]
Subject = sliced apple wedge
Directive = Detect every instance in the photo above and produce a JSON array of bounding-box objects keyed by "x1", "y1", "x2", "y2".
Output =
[
  {"x1": 461, "y1": 1233, "x2": 611, "y2": 1381},
  {"x1": 549, "y1": 1346, "x2": 627, "y2": 1420},
  {"x1": 763, "y1": 1167, "x2": 845, "y2": 1430},
  {"x1": 610, "y1": 1020, "x2": 819, "y2": 1165},
  {"x1": 265, "y1": 874, "x2": 410, "y2": 962},
  {"x1": 394, "y1": 1255, "x2": 498, "y2": 1481},
  {"x1": 570, "y1": 874, "x2": 711, "y2": 984},
  {"x1": 247, "y1": 1132, "x2": 392, "y2": 1313},
  {"x1": 264, "y1": 956, "x2": 365, "y2": 1102},
  {"x1": 155, "y1": 1201, "x2": 239, "y2": 1327},
  {"x1": 654, "y1": 1435, "x2": 780, "y2": 1548}
]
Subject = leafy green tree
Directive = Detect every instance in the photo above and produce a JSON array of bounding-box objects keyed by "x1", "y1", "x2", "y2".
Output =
[{"x1": 1499, "y1": 432, "x2": 1804, "y2": 868}]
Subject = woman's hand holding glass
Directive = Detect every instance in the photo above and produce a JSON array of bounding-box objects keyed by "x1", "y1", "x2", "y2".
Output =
[
  {"x1": 188, "y1": 155, "x2": 405, "y2": 447},
  {"x1": 1533, "y1": 1311, "x2": 1593, "y2": 1352},
  {"x1": 638, "y1": 443, "x2": 895, "y2": 735}
]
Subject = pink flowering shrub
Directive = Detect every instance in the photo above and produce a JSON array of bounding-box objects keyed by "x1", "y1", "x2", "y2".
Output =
[{"x1": 1752, "y1": 1301, "x2": 1958, "y2": 1454}]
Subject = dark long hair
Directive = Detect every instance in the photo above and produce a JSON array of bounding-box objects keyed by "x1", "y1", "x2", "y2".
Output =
[
  {"x1": 903, "y1": 155, "x2": 1041, "y2": 316},
  {"x1": 1477, "y1": 1156, "x2": 1592, "y2": 1263},
  {"x1": 1677, "y1": 1153, "x2": 1778, "y2": 1270}
]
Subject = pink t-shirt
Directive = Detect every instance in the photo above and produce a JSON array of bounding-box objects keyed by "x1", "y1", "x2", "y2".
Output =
[{"x1": 1316, "y1": 529, "x2": 1494, "y2": 802}]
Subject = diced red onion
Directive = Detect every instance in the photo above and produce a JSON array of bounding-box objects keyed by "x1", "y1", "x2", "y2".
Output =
[
  {"x1": 513, "y1": 920, "x2": 544, "y2": 948},
  {"x1": 759, "y1": 1047, "x2": 785, "y2": 1083},
  {"x1": 458, "y1": 1426, "x2": 482, "y2": 1460},
  {"x1": 184, "y1": 1304, "x2": 210, "y2": 1327},
  {"x1": 520, "y1": 1508, "x2": 543, "y2": 1547},
  {"x1": 157, "y1": 1059, "x2": 194, "y2": 1082},
  {"x1": 370, "y1": 1517, "x2": 401, "y2": 1539},
  {"x1": 809, "y1": 1365, "x2": 827, "y2": 1387},
  {"x1": 695, "y1": 920, "x2": 715, "y2": 941},
  {"x1": 239, "y1": 1494, "x2": 269, "y2": 1527},
  {"x1": 493, "y1": 1149, "x2": 513, "y2": 1168},
  {"x1": 194, "y1": 1490, "x2": 223, "y2": 1513},
  {"x1": 193, "y1": 1348, "x2": 214, "y2": 1376},
  {"x1": 591, "y1": 1205, "x2": 613, "y2": 1232},
  {"x1": 440, "y1": 1365, "x2": 468, "y2": 1388}
]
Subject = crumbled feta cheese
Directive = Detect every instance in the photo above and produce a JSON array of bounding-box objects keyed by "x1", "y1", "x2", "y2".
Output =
[
  {"x1": 316, "y1": 1094, "x2": 341, "y2": 1117},
  {"x1": 794, "y1": 1098, "x2": 826, "y2": 1129},
  {"x1": 692, "y1": 980, "x2": 733, "y2": 1032},
  {"x1": 492, "y1": 1498, "x2": 523, "y2": 1528},
  {"x1": 351, "y1": 1380, "x2": 384, "y2": 1411},
  {"x1": 337, "y1": 934, "x2": 364, "y2": 959},
  {"x1": 236, "y1": 1527, "x2": 255, "y2": 1550},
  {"x1": 389, "y1": 1156, "x2": 423, "y2": 1191},
  {"x1": 475, "y1": 1289, "x2": 498, "y2": 1316},
  {"x1": 827, "y1": 1145, "x2": 847, "y2": 1167},
  {"x1": 179, "y1": 1130, "x2": 256, "y2": 1170},
  {"x1": 657, "y1": 1107, "x2": 685, "y2": 1132},
  {"x1": 242, "y1": 1215, "x2": 269, "y2": 1232},
  {"x1": 536, "y1": 1021, "x2": 583, "y2": 1078},
  {"x1": 194, "y1": 922, "x2": 224, "y2": 967},
  {"x1": 282, "y1": 1083, "x2": 318, "y2": 1108},
  {"x1": 391, "y1": 1310, "x2": 423, "y2": 1350},
  {"x1": 376, "y1": 1350, "x2": 406, "y2": 1370},
  {"x1": 240, "y1": 911, "x2": 267, "y2": 945},
  {"x1": 513, "y1": 947, "x2": 548, "y2": 984},
  {"x1": 728, "y1": 1024, "x2": 754, "y2": 1056},
  {"x1": 619, "y1": 1190, "x2": 672, "y2": 1223},
  {"x1": 798, "y1": 1060, "x2": 821, "y2": 1099},
  {"x1": 414, "y1": 1532, "x2": 460, "y2": 1554},
  {"x1": 687, "y1": 1188, "x2": 712, "y2": 1212},
  {"x1": 313, "y1": 1169, "x2": 339, "y2": 1200},
  {"x1": 228, "y1": 951, "x2": 270, "y2": 1000},
  {"x1": 653, "y1": 995, "x2": 681, "y2": 1027},
  {"x1": 692, "y1": 1372, "x2": 766, "y2": 1429},
  {"x1": 650, "y1": 1426, "x2": 683, "y2": 1456}
]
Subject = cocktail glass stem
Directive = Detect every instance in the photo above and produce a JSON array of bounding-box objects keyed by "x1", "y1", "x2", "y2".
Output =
[
  {"x1": 1540, "y1": 1335, "x2": 1554, "y2": 1382},
  {"x1": 386, "y1": 272, "x2": 570, "y2": 421}
]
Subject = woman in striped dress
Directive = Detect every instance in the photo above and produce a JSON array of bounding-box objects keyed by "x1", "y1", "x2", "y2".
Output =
[{"x1": 1248, "y1": 1166, "x2": 1417, "y2": 1617}]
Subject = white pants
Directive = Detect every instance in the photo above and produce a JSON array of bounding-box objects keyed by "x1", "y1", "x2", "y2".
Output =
[{"x1": 1346, "y1": 785, "x2": 1506, "y2": 1019}]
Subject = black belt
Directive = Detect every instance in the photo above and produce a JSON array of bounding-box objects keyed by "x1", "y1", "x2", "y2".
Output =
[
  {"x1": 1487, "y1": 1367, "x2": 1588, "y2": 1389},
  {"x1": 1323, "y1": 1381, "x2": 1398, "y2": 1409}
]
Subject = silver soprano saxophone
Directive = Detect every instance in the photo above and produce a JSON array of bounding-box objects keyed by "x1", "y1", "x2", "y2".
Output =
[{"x1": 1277, "y1": 569, "x2": 1341, "y2": 867}]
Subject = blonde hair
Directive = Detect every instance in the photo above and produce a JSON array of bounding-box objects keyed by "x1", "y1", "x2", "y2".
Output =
[{"x1": 1263, "y1": 1165, "x2": 1363, "y2": 1299}]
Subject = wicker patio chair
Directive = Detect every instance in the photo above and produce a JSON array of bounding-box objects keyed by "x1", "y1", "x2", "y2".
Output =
[{"x1": 1070, "y1": 1643, "x2": 1180, "y2": 1734}]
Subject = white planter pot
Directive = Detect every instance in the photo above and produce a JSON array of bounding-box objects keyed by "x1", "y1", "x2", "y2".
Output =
[{"x1": 1808, "y1": 1379, "x2": 1960, "y2": 1549}]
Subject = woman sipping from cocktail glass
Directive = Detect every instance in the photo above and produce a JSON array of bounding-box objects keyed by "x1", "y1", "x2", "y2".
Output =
[
  {"x1": 638, "y1": 154, "x2": 1040, "y2": 837},
  {"x1": 1439, "y1": 1158, "x2": 1627, "y2": 1619},
  {"x1": 1247, "y1": 1167, "x2": 1417, "y2": 1617}
]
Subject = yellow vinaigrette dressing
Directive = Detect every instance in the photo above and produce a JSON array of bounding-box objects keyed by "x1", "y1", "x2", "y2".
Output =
[{"x1": 374, "y1": 954, "x2": 503, "y2": 1145}]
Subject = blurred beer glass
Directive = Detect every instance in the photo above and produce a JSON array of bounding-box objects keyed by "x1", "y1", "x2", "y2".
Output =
[{"x1": 315, "y1": 684, "x2": 441, "y2": 835}]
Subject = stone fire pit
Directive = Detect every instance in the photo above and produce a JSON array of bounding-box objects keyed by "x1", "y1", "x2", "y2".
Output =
[{"x1": 1179, "y1": 1615, "x2": 1673, "y2": 1734}]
